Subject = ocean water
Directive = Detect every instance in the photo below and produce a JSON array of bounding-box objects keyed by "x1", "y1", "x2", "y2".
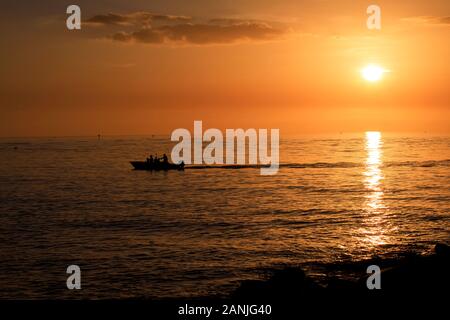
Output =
[{"x1": 0, "y1": 133, "x2": 449, "y2": 299}]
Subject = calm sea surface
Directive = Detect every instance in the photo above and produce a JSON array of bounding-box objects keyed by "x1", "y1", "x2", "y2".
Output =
[{"x1": 0, "y1": 133, "x2": 449, "y2": 298}]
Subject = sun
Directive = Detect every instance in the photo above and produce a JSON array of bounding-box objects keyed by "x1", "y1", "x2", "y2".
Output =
[{"x1": 361, "y1": 64, "x2": 388, "y2": 82}]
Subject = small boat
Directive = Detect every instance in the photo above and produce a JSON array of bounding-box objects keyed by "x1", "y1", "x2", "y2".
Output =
[{"x1": 130, "y1": 161, "x2": 185, "y2": 171}]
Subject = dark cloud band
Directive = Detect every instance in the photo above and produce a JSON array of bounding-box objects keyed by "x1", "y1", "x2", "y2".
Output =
[
  {"x1": 86, "y1": 11, "x2": 191, "y2": 26},
  {"x1": 86, "y1": 11, "x2": 287, "y2": 45}
]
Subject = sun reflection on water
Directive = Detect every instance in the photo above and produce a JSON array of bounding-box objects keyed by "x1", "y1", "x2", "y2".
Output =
[
  {"x1": 358, "y1": 131, "x2": 392, "y2": 249},
  {"x1": 365, "y1": 131, "x2": 383, "y2": 192}
]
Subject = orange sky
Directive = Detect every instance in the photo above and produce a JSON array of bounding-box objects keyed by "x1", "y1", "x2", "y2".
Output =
[{"x1": 0, "y1": 0, "x2": 449, "y2": 137}]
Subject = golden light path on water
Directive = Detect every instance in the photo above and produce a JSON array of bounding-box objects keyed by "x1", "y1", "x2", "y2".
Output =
[{"x1": 358, "y1": 131, "x2": 393, "y2": 249}]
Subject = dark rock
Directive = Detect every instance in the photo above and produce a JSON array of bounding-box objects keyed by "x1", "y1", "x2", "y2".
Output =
[
  {"x1": 231, "y1": 267, "x2": 320, "y2": 301},
  {"x1": 435, "y1": 243, "x2": 450, "y2": 257},
  {"x1": 231, "y1": 243, "x2": 450, "y2": 301}
]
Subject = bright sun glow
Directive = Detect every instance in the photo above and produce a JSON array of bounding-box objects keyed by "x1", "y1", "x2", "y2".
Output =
[{"x1": 361, "y1": 64, "x2": 387, "y2": 82}]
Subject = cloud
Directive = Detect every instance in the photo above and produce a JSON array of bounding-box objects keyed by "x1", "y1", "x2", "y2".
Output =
[
  {"x1": 402, "y1": 16, "x2": 450, "y2": 26},
  {"x1": 432, "y1": 16, "x2": 450, "y2": 25},
  {"x1": 86, "y1": 11, "x2": 191, "y2": 27},
  {"x1": 113, "y1": 22, "x2": 286, "y2": 44},
  {"x1": 112, "y1": 29, "x2": 164, "y2": 44},
  {"x1": 86, "y1": 11, "x2": 288, "y2": 45}
]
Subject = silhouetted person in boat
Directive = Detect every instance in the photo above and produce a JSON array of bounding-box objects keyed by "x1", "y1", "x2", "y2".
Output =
[
  {"x1": 153, "y1": 154, "x2": 160, "y2": 167},
  {"x1": 147, "y1": 155, "x2": 154, "y2": 166},
  {"x1": 162, "y1": 154, "x2": 168, "y2": 165}
]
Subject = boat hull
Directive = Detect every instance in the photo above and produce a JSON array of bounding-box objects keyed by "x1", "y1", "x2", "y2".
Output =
[{"x1": 130, "y1": 161, "x2": 184, "y2": 171}]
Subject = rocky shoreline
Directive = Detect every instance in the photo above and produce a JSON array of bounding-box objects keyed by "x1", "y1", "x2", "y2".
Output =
[{"x1": 231, "y1": 243, "x2": 450, "y2": 301}]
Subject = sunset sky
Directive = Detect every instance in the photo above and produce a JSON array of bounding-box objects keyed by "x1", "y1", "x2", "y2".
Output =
[{"x1": 1, "y1": 0, "x2": 449, "y2": 137}]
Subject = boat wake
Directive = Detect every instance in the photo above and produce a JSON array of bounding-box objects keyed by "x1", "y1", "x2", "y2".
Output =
[{"x1": 186, "y1": 159, "x2": 450, "y2": 170}]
